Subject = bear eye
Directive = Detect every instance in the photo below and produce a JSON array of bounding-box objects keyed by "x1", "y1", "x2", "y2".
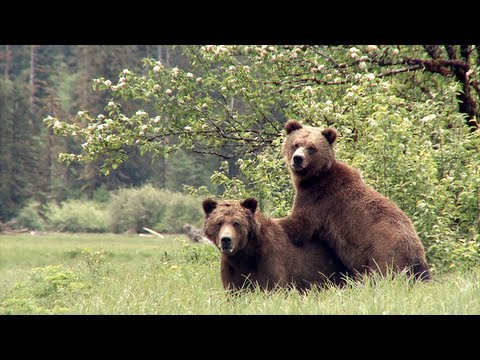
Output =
[
  {"x1": 307, "y1": 146, "x2": 317, "y2": 153},
  {"x1": 233, "y1": 221, "x2": 240, "y2": 227},
  {"x1": 216, "y1": 221, "x2": 223, "y2": 226},
  {"x1": 292, "y1": 143, "x2": 299, "y2": 150}
]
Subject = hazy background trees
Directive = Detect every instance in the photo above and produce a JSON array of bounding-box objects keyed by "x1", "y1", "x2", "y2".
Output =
[{"x1": 0, "y1": 45, "x2": 221, "y2": 221}]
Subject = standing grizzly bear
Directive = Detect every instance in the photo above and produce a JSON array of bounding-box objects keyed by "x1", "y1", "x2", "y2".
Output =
[
  {"x1": 202, "y1": 197, "x2": 348, "y2": 292},
  {"x1": 278, "y1": 119, "x2": 432, "y2": 281}
]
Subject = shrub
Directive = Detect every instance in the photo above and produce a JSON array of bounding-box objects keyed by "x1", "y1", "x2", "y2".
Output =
[
  {"x1": 108, "y1": 184, "x2": 202, "y2": 234},
  {"x1": 155, "y1": 191, "x2": 204, "y2": 233},
  {"x1": 45, "y1": 200, "x2": 110, "y2": 233},
  {"x1": 14, "y1": 201, "x2": 46, "y2": 231}
]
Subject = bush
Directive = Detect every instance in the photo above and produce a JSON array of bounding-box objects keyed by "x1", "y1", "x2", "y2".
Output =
[
  {"x1": 45, "y1": 200, "x2": 110, "y2": 233},
  {"x1": 108, "y1": 184, "x2": 203, "y2": 233},
  {"x1": 155, "y1": 191, "x2": 204, "y2": 233},
  {"x1": 14, "y1": 201, "x2": 46, "y2": 231}
]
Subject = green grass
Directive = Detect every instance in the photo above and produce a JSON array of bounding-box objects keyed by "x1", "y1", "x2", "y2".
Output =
[{"x1": 1, "y1": 233, "x2": 479, "y2": 314}]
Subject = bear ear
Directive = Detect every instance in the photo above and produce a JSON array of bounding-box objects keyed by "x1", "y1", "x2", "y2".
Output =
[
  {"x1": 321, "y1": 128, "x2": 337, "y2": 145},
  {"x1": 241, "y1": 198, "x2": 257, "y2": 214},
  {"x1": 202, "y1": 198, "x2": 217, "y2": 216},
  {"x1": 285, "y1": 119, "x2": 303, "y2": 134}
]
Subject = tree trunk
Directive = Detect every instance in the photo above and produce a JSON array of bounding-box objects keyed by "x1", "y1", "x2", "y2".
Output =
[
  {"x1": 30, "y1": 45, "x2": 39, "y2": 112},
  {"x1": 4, "y1": 45, "x2": 11, "y2": 81}
]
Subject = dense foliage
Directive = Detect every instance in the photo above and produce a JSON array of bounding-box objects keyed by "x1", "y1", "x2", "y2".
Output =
[{"x1": 13, "y1": 185, "x2": 202, "y2": 234}]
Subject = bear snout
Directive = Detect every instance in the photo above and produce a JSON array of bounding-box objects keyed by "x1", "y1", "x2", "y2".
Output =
[
  {"x1": 293, "y1": 155, "x2": 304, "y2": 166},
  {"x1": 219, "y1": 226, "x2": 235, "y2": 254},
  {"x1": 220, "y1": 236, "x2": 233, "y2": 252},
  {"x1": 291, "y1": 148, "x2": 306, "y2": 170}
]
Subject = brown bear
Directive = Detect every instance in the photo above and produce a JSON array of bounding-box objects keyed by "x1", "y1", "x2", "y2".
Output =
[
  {"x1": 202, "y1": 197, "x2": 348, "y2": 292},
  {"x1": 278, "y1": 119, "x2": 432, "y2": 281}
]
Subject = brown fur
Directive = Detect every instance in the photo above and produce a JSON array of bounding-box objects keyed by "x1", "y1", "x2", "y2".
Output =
[
  {"x1": 278, "y1": 119, "x2": 432, "y2": 281},
  {"x1": 202, "y1": 198, "x2": 348, "y2": 292}
]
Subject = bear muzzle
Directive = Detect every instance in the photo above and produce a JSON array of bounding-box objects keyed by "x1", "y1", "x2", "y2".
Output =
[
  {"x1": 220, "y1": 235, "x2": 234, "y2": 254},
  {"x1": 290, "y1": 148, "x2": 307, "y2": 170}
]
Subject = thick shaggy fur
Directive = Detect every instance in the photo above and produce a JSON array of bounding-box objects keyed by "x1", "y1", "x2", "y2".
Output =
[
  {"x1": 202, "y1": 198, "x2": 348, "y2": 292},
  {"x1": 278, "y1": 120, "x2": 432, "y2": 281}
]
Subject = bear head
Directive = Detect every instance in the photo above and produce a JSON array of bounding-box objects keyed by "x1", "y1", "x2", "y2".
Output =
[
  {"x1": 282, "y1": 119, "x2": 337, "y2": 180},
  {"x1": 202, "y1": 198, "x2": 258, "y2": 256}
]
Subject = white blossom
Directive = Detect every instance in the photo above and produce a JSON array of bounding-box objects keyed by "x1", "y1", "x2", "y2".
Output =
[
  {"x1": 421, "y1": 114, "x2": 437, "y2": 123},
  {"x1": 346, "y1": 91, "x2": 354, "y2": 97},
  {"x1": 184, "y1": 126, "x2": 192, "y2": 131},
  {"x1": 305, "y1": 86, "x2": 313, "y2": 93},
  {"x1": 365, "y1": 73, "x2": 375, "y2": 80},
  {"x1": 104, "y1": 79, "x2": 112, "y2": 86},
  {"x1": 153, "y1": 116, "x2": 161, "y2": 123},
  {"x1": 97, "y1": 114, "x2": 106, "y2": 120},
  {"x1": 53, "y1": 120, "x2": 62, "y2": 129},
  {"x1": 165, "y1": 89, "x2": 172, "y2": 95},
  {"x1": 367, "y1": 45, "x2": 378, "y2": 51},
  {"x1": 359, "y1": 61, "x2": 366, "y2": 69},
  {"x1": 186, "y1": 72, "x2": 194, "y2": 78},
  {"x1": 77, "y1": 111, "x2": 85, "y2": 116},
  {"x1": 122, "y1": 69, "x2": 130, "y2": 74},
  {"x1": 108, "y1": 101, "x2": 115, "y2": 107},
  {"x1": 153, "y1": 84, "x2": 160, "y2": 90},
  {"x1": 153, "y1": 66, "x2": 161, "y2": 73},
  {"x1": 196, "y1": 77, "x2": 203, "y2": 83},
  {"x1": 171, "y1": 67, "x2": 180, "y2": 76},
  {"x1": 392, "y1": 48, "x2": 399, "y2": 55},
  {"x1": 202, "y1": 103, "x2": 208, "y2": 108},
  {"x1": 136, "y1": 110, "x2": 148, "y2": 116}
]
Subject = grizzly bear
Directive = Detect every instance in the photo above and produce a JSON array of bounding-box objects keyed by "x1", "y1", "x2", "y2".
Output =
[
  {"x1": 202, "y1": 197, "x2": 348, "y2": 292},
  {"x1": 278, "y1": 119, "x2": 432, "y2": 281}
]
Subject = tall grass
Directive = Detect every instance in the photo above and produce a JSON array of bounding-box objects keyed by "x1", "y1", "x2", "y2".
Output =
[{"x1": 1, "y1": 233, "x2": 479, "y2": 315}]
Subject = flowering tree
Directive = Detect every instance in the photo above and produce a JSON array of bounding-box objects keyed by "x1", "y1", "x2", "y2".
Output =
[{"x1": 45, "y1": 45, "x2": 480, "y2": 271}]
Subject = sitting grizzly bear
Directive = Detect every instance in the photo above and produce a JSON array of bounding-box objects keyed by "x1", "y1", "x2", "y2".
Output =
[
  {"x1": 278, "y1": 119, "x2": 432, "y2": 281},
  {"x1": 202, "y1": 197, "x2": 348, "y2": 292}
]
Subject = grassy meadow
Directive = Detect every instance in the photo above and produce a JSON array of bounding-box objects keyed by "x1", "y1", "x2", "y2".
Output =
[{"x1": 1, "y1": 232, "x2": 479, "y2": 315}]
